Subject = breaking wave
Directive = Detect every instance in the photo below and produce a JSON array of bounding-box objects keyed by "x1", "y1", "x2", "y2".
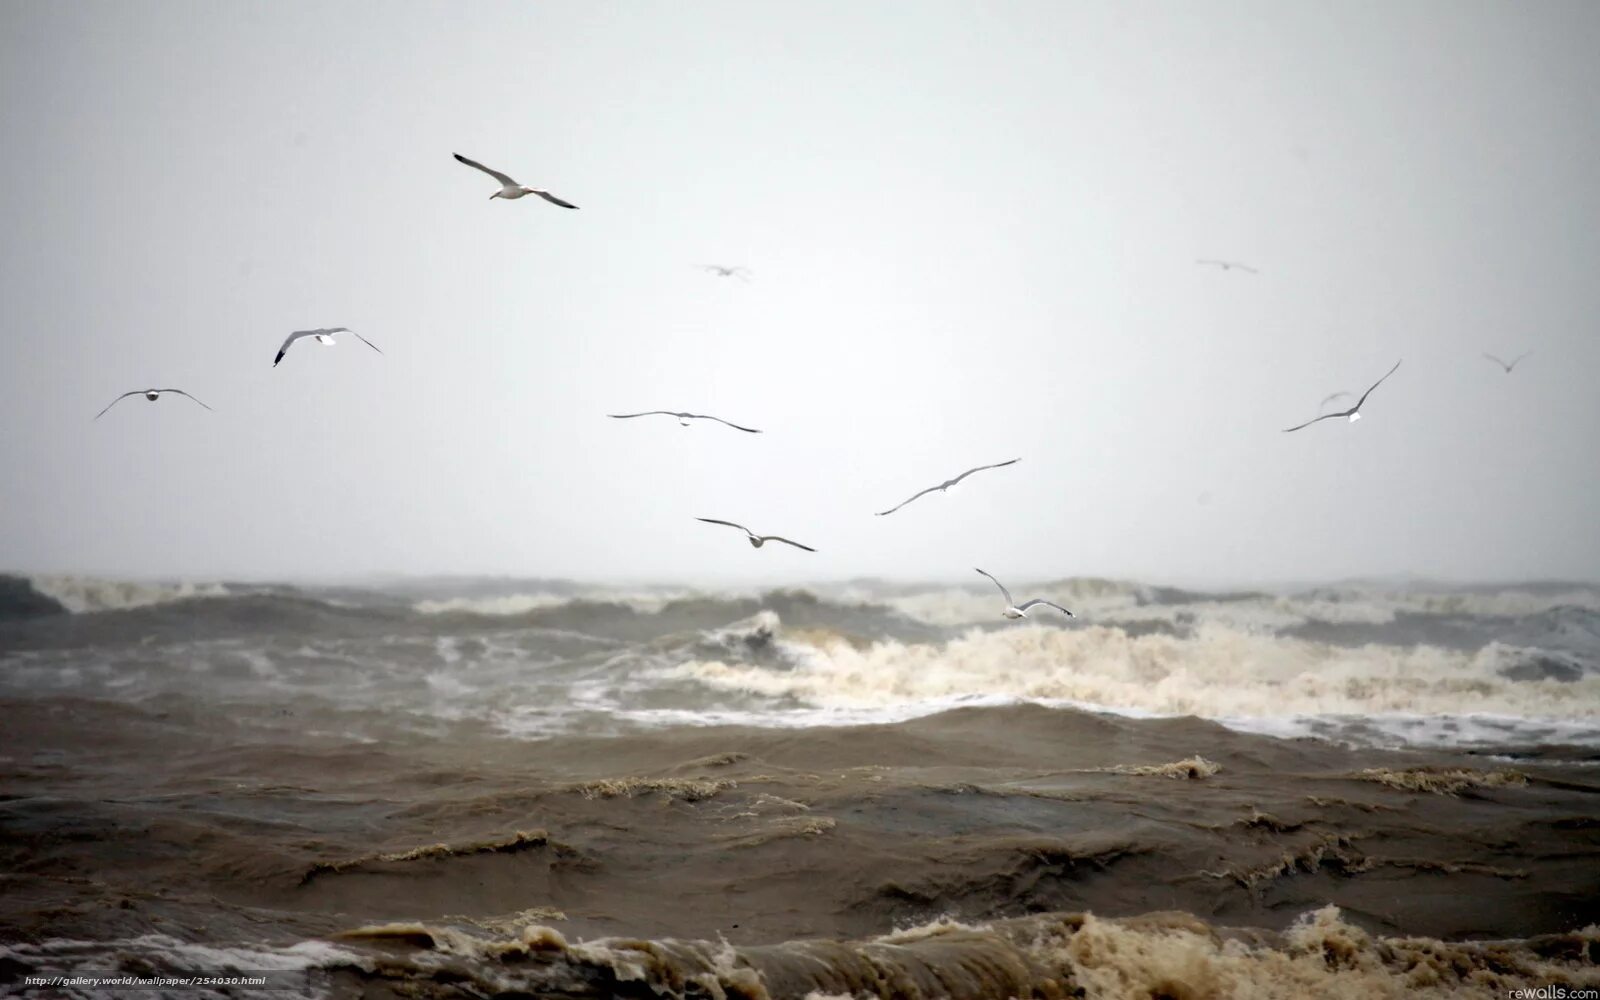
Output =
[{"x1": 663, "y1": 620, "x2": 1600, "y2": 748}]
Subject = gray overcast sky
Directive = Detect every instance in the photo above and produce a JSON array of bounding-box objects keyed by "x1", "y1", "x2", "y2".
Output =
[{"x1": 2, "y1": 0, "x2": 1598, "y2": 586}]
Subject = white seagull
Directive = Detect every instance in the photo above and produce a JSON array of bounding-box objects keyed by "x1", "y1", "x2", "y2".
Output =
[
  {"x1": 608, "y1": 411, "x2": 761, "y2": 433},
  {"x1": 1197, "y1": 259, "x2": 1259, "y2": 274},
  {"x1": 975, "y1": 568, "x2": 1074, "y2": 620},
  {"x1": 696, "y1": 518, "x2": 815, "y2": 552},
  {"x1": 700, "y1": 265, "x2": 751, "y2": 280},
  {"x1": 1483, "y1": 351, "x2": 1532, "y2": 374},
  {"x1": 273, "y1": 328, "x2": 383, "y2": 367},
  {"x1": 1282, "y1": 360, "x2": 1402, "y2": 432},
  {"x1": 876, "y1": 459, "x2": 1020, "y2": 516},
  {"x1": 94, "y1": 388, "x2": 213, "y2": 421},
  {"x1": 453, "y1": 153, "x2": 578, "y2": 208}
]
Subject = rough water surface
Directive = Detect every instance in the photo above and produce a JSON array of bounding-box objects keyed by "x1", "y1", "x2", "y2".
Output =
[{"x1": 2, "y1": 574, "x2": 1598, "y2": 998}]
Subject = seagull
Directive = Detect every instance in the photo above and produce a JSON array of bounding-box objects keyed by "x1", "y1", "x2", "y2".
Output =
[
  {"x1": 607, "y1": 411, "x2": 761, "y2": 433},
  {"x1": 975, "y1": 569, "x2": 1074, "y2": 620},
  {"x1": 94, "y1": 389, "x2": 213, "y2": 421},
  {"x1": 700, "y1": 265, "x2": 751, "y2": 280},
  {"x1": 875, "y1": 459, "x2": 1020, "y2": 516},
  {"x1": 696, "y1": 518, "x2": 815, "y2": 552},
  {"x1": 1483, "y1": 351, "x2": 1532, "y2": 374},
  {"x1": 453, "y1": 153, "x2": 578, "y2": 208},
  {"x1": 273, "y1": 328, "x2": 383, "y2": 367},
  {"x1": 1197, "y1": 259, "x2": 1259, "y2": 274},
  {"x1": 1282, "y1": 360, "x2": 1402, "y2": 432}
]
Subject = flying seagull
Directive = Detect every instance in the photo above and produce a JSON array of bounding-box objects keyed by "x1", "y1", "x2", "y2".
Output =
[
  {"x1": 453, "y1": 153, "x2": 578, "y2": 208},
  {"x1": 1483, "y1": 351, "x2": 1532, "y2": 374},
  {"x1": 273, "y1": 328, "x2": 383, "y2": 367},
  {"x1": 975, "y1": 568, "x2": 1074, "y2": 620},
  {"x1": 1282, "y1": 360, "x2": 1402, "y2": 432},
  {"x1": 701, "y1": 265, "x2": 751, "y2": 280},
  {"x1": 608, "y1": 411, "x2": 761, "y2": 433},
  {"x1": 94, "y1": 389, "x2": 212, "y2": 421},
  {"x1": 875, "y1": 459, "x2": 1020, "y2": 516},
  {"x1": 1196, "y1": 259, "x2": 1259, "y2": 274},
  {"x1": 696, "y1": 518, "x2": 815, "y2": 552}
]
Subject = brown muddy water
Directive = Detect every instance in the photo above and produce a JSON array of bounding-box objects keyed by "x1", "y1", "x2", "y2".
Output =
[{"x1": 2, "y1": 574, "x2": 1598, "y2": 998}]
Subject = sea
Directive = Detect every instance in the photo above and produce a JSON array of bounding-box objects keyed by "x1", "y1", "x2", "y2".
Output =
[{"x1": 2, "y1": 572, "x2": 1598, "y2": 998}]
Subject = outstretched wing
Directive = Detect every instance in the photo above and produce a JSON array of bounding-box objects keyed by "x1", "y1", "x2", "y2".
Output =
[
  {"x1": 608, "y1": 411, "x2": 679, "y2": 420},
  {"x1": 341, "y1": 329, "x2": 384, "y2": 355},
  {"x1": 950, "y1": 458, "x2": 1020, "y2": 486},
  {"x1": 974, "y1": 568, "x2": 1013, "y2": 607},
  {"x1": 1482, "y1": 353, "x2": 1509, "y2": 370},
  {"x1": 453, "y1": 153, "x2": 517, "y2": 186},
  {"x1": 697, "y1": 517, "x2": 751, "y2": 535},
  {"x1": 534, "y1": 190, "x2": 579, "y2": 210},
  {"x1": 155, "y1": 389, "x2": 214, "y2": 411},
  {"x1": 760, "y1": 536, "x2": 816, "y2": 553},
  {"x1": 1282, "y1": 412, "x2": 1344, "y2": 433},
  {"x1": 1507, "y1": 351, "x2": 1533, "y2": 370},
  {"x1": 274, "y1": 329, "x2": 315, "y2": 366},
  {"x1": 875, "y1": 484, "x2": 941, "y2": 517},
  {"x1": 93, "y1": 391, "x2": 143, "y2": 421},
  {"x1": 1319, "y1": 392, "x2": 1352, "y2": 409},
  {"x1": 1016, "y1": 598, "x2": 1074, "y2": 618},
  {"x1": 690, "y1": 413, "x2": 762, "y2": 433},
  {"x1": 1352, "y1": 359, "x2": 1402, "y2": 411}
]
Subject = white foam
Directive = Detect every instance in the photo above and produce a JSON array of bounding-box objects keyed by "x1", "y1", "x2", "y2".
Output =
[
  {"x1": 661, "y1": 621, "x2": 1600, "y2": 748},
  {"x1": 27, "y1": 575, "x2": 234, "y2": 614}
]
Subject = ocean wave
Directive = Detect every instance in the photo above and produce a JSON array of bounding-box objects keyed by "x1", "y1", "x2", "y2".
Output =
[
  {"x1": 326, "y1": 906, "x2": 1600, "y2": 999},
  {"x1": 23, "y1": 574, "x2": 237, "y2": 614},
  {"x1": 662, "y1": 619, "x2": 1600, "y2": 748}
]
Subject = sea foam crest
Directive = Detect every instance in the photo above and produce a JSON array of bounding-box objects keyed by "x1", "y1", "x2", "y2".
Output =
[{"x1": 662, "y1": 619, "x2": 1600, "y2": 746}]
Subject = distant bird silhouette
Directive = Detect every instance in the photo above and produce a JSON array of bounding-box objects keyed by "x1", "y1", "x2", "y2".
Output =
[
  {"x1": 701, "y1": 265, "x2": 751, "y2": 280},
  {"x1": 975, "y1": 569, "x2": 1074, "y2": 620},
  {"x1": 608, "y1": 411, "x2": 761, "y2": 433},
  {"x1": 453, "y1": 153, "x2": 578, "y2": 208},
  {"x1": 1196, "y1": 259, "x2": 1259, "y2": 274},
  {"x1": 696, "y1": 518, "x2": 815, "y2": 552},
  {"x1": 1483, "y1": 352, "x2": 1532, "y2": 374},
  {"x1": 94, "y1": 389, "x2": 212, "y2": 420},
  {"x1": 273, "y1": 328, "x2": 382, "y2": 367},
  {"x1": 1282, "y1": 361, "x2": 1402, "y2": 433},
  {"x1": 876, "y1": 459, "x2": 1020, "y2": 516}
]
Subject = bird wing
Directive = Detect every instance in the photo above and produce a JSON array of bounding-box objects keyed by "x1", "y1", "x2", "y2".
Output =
[
  {"x1": 1281, "y1": 411, "x2": 1344, "y2": 433},
  {"x1": 1319, "y1": 392, "x2": 1352, "y2": 408},
  {"x1": 93, "y1": 391, "x2": 144, "y2": 420},
  {"x1": 274, "y1": 329, "x2": 316, "y2": 366},
  {"x1": 950, "y1": 458, "x2": 1021, "y2": 485},
  {"x1": 155, "y1": 389, "x2": 214, "y2": 411},
  {"x1": 1233, "y1": 263, "x2": 1260, "y2": 274},
  {"x1": 534, "y1": 190, "x2": 579, "y2": 209},
  {"x1": 697, "y1": 517, "x2": 752, "y2": 536},
  {"x1": 340, "y1": 329, "x2": 384, "y2": 355},
  {"x1": 760, "y1": 536, "x2": 816, "y2": 553},
  {"x1": 1508, "y1": 351, "x2": 1533, "y2": 369},
  {"x1": 974, "y1": 568, "x2": 1013, "y2": 607},
  {"x1": 690, "y1": 414, "x2": 762, "y2": 433},
  {"x1": 1352, "y1": 359, "x2": 1402, "y2": 410},
  {"x1": 1016, "y1": 598, "x2": 1074, "y2": 617},
  {"x1": 608, "y1": 411, "x2": 679, "y2": 419},
  {"x1": 453, "y1": 153, "x2": 517, "y2": 186},
  {"x1": 1483, "y1": 353, "x2": 1509, "y2": 369},
  {"x1": 875, "y1": 484, "x2": 942, "y2": 516}
]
